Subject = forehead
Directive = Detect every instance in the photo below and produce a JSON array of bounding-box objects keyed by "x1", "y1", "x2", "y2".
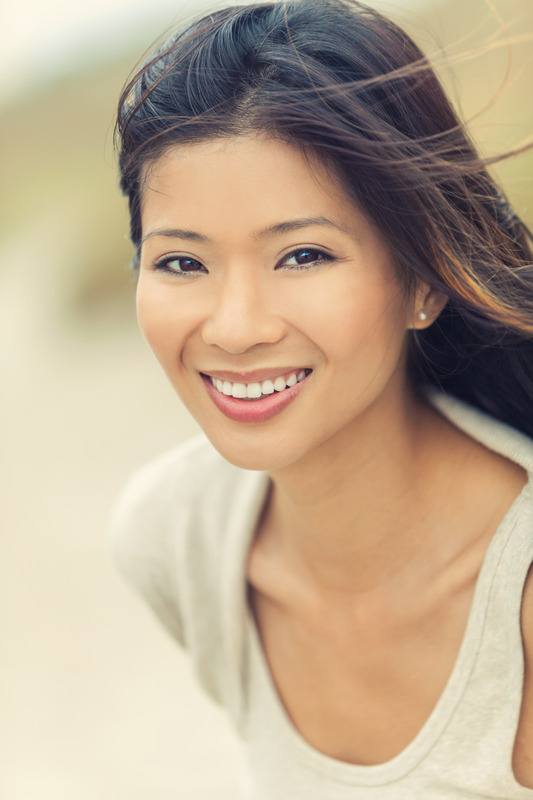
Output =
[{"x1": 140, "y1": 134, "x2": 361, "y2": 228}]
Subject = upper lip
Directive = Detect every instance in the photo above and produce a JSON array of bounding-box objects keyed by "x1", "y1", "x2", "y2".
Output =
[{"x1": 201, "y1": 366, "x2": 310, "y2": 383}]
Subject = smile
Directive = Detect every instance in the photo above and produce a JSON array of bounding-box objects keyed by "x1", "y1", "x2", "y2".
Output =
[
  {"x1": 200, "y1": 369, "x2": 313, "y2": 423},
  {"x1": 208, "y1": 368, "x2": 310, "y2": 399}
]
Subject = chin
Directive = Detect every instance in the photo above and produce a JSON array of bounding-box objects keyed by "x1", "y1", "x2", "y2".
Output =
[{"x1": 202, "y1": 430, "x2": 307, "y2": 473}]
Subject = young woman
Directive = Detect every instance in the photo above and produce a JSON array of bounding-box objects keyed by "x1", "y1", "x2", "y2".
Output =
[{"x1": 108, "y1": 1, "x2": 533, "y2": 796}]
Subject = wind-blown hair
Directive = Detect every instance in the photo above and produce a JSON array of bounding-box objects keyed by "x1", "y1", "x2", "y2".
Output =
[{"x1": 114, "y1": 0, "x2": 533, "y2": 436}]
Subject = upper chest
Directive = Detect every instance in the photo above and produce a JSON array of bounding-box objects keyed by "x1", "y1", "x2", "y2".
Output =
[
  {"x1": 246, "y1": 574, "x2": 471, "y2": 761},
  {"x1": 245, "y1": 468, "x2": 533, "y2": 787},
  {"x1": 246, "y1": 570, "x2": 533, "y2": 788}
]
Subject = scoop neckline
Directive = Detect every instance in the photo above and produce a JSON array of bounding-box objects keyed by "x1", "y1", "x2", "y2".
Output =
[
  {"x1": 238, "y1": 455, "x2": 532, "y2": 786},
  {"x1": 242, "y1": 478, "x2": 531, "y2": 786}
]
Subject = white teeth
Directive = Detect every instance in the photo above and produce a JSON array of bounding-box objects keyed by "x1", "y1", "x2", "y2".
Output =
[
  {"x1": 210, "y1": 369, "x2": 310, "y2": 399},
  {"x1": 259, "y1": 379, "x2": 275, "y2": 395},
  {"x1": 246, "y1": 382, "x2": 263, "y2": 399},
  {"x1": 231, "y1": 382, "x2": 247, "y2": 398}
]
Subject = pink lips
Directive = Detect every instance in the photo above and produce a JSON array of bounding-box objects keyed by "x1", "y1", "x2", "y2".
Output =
[{"x1": 200, "y1": 371, "x2": 312, "y2": 423}]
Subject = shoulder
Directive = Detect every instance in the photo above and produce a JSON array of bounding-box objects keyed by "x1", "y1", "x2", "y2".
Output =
[
  {"x1": 513, "y1": 560, "x2": 533, "y2": 786},
  {"x1": 522, "y1": 566, "x2": 533, "y2": 665},
  {"x1": 107, "y1": 431, "x2": 240, "y2": 553},
  {"x1": 107, "y1": 433, "x2": 206, "y2": 558},
  {"x1": 105, "y1": 431, "x2": 241, "y2": 644},
  {"x1": 512, "y1": 472, "x2": 533, "y2": 787},
  {"x1": 109, "y1": 432, "x2": 218, "y2": 511}
]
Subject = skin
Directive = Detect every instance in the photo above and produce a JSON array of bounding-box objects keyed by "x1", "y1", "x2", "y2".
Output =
[{"x1": 136, "y1": 132, "x2": 521, "y2": 630}]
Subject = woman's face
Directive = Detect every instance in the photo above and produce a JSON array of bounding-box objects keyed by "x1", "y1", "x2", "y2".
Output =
[{"x1": 137, "y1": 133, "x2": 416, "y2": 470}]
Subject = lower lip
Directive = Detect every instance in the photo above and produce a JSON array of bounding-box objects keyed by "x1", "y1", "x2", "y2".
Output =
[{"x1": 200, "y1": 371, "x2": 313, "y2": 423}]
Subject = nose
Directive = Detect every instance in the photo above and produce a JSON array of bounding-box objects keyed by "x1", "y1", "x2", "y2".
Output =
[{"x1": 200, "y1": 272, "x2": 285, "y2": 354}]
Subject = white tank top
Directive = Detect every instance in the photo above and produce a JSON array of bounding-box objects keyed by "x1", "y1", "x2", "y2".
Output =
[
  {"x1": 239, "y1": 453, "x2": 533, "y2": 797},
  {"x1": 108, "y1": 385, "x2": 533, "y2": 798}
]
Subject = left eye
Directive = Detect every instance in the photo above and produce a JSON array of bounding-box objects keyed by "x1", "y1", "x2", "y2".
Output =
[{"x1": 278, "y1": 248, "x2": 335, "y2": 270}]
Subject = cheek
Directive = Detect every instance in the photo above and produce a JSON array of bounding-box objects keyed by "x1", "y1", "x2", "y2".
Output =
[
  {"x1": 135, "y1": 279, "x2": 186, "y2": 360},
  {"x1": 303, "y1": 273, "x2": 404, "y2": 365}
]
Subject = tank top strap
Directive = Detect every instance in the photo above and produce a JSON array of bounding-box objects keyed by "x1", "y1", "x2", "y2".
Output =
[
  {"x1": 428, "y1": 478, "x2": 533, "y2": 791},
  {"x1": 473, "y1": 479, "x2": 533, "y2": 768}
]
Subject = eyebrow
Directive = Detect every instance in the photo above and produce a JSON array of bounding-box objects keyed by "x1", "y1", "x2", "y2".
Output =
[{"x1": 140, "y1": 216, "x2": 352, "y2": 246}]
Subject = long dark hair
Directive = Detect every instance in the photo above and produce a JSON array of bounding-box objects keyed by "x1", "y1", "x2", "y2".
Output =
[{"x1": 114, "y1": 0, "x2": 533, "y2": 437}]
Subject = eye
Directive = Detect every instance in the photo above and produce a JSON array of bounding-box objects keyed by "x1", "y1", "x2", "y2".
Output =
[
  {"x1": 277, "y1": 247, "x2": 335, "y2": 271},
  {"x1": 153, "y1": 255, "x2": 205, "y2": 277}
]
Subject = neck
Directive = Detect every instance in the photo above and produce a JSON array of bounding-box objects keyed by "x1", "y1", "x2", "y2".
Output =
[{"x1": 254, "y1": 382, "x2": 472, "y2": 617}]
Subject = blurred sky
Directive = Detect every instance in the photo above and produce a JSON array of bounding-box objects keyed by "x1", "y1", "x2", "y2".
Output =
[
  {"x1": 1, "y1": 0, "x2": 208, "y2": 104},
  {"x1": 2, "y1": 0, "x2": 424, "y2": 105}
]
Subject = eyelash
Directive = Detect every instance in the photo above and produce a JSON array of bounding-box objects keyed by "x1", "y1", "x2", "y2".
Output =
[{"x1": 152, "y1": 247, "x2": 336, "y2": 278}]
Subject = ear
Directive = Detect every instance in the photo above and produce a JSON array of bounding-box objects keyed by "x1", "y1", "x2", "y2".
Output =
[{"x1": 408, "y1": 282, "x2": 449, "y2": 330}]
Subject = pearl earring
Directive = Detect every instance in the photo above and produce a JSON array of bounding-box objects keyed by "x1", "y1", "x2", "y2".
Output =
[{"x1": 418, "y1": 310, "x2": 428, "y2": 321}]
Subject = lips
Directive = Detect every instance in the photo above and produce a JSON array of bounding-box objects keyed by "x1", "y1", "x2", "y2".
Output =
[{"x1": 200, "y1": 368, "x2": 312, "y2": 423}]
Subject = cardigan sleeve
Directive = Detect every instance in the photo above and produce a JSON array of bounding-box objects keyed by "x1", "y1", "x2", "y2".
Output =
[{"x1": 105, "y1": 455, "x2": 187, "y2": 648}]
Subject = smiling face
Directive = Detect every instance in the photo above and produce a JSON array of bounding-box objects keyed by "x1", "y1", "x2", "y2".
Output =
[{"x1": 137, "y1": 133, "x2": 419, "y2": 470}]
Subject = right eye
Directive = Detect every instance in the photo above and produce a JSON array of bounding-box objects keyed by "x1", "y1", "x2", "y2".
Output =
[{"x1": 153, "y1": 255, "x2": 205, "y2": 278}]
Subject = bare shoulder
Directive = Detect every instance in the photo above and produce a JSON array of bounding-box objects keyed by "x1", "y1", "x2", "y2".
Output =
[{"x1": 512, "y1": 561, "x2": 533, "y2": 788}]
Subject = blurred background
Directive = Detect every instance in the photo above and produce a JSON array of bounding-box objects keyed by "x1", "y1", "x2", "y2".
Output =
[{"x1": 2, "y1": 0, "x2": 532, "y2": 797}]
